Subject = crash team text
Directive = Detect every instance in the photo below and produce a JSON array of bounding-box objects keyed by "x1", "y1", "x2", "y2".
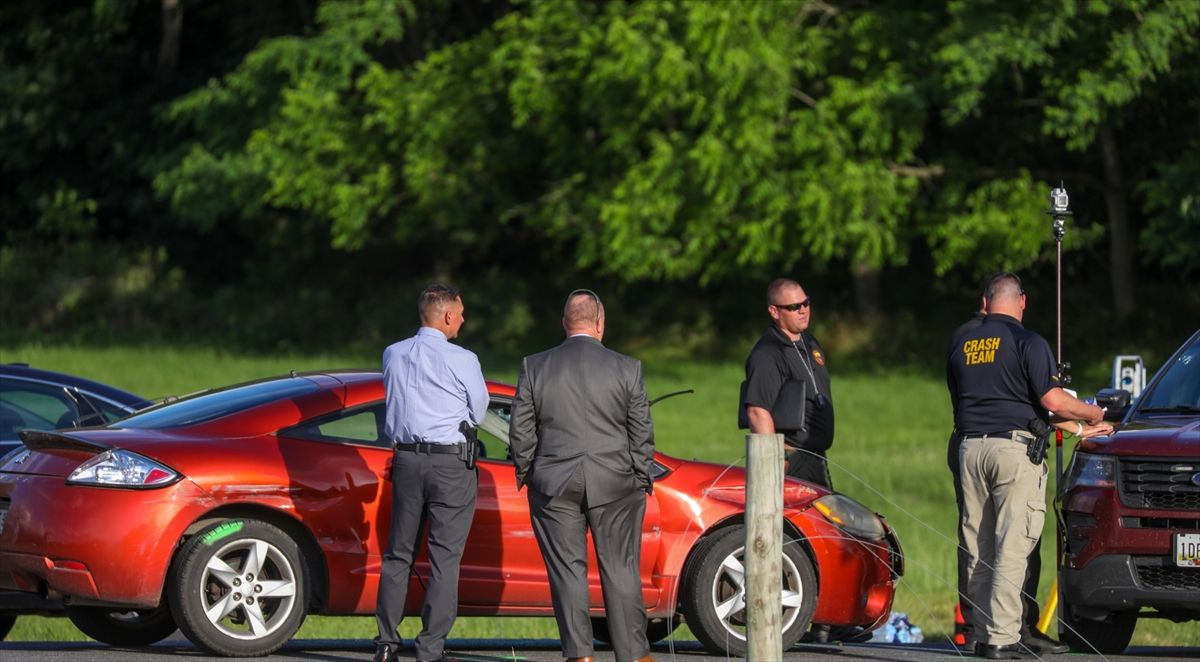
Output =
[{"x1": 962, "y1": 337, "x2": 1001, "y2": 365}]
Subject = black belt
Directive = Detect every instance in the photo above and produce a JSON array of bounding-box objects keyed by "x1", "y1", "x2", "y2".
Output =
[
  {"x1": 962, "y1": 430, "x2": 1034, "y2": 444},
  {"x1": 394, "y1": 441, "x2": 464, "y2": 454}
]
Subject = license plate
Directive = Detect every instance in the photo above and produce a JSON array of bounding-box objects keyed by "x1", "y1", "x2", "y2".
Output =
[{"x1": 1176, "y1": 533, "x2": 1200, "y2": 567}]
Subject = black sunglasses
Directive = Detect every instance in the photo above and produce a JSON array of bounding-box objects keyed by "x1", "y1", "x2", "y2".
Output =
[{"x1": 772, "y1": 298, "x2": 811, "y2": 312}]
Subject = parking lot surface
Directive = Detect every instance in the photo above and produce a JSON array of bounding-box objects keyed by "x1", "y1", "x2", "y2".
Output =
[{"x1": 2, "y1": 638, "x2": 1199, "y2": 662}]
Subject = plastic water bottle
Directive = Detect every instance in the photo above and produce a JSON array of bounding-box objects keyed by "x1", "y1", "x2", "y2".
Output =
[{"x1": 868, "y1": 611, "x2": 924, "y2": 643}]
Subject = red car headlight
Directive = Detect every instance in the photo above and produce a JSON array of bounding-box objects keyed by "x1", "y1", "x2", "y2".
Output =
[
  {"x1": 812, "y1": 494, "x2": 887, "y2": 541},
  {"x1": 66, "y1": 449, "x2": 180, "y2": 488}
]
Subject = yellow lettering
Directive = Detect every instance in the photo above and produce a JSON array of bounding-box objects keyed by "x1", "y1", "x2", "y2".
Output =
[
  {"x1": 963, "y1": 337, "x2": 1001, "y2": 362},
  {"x1": 964, "y1": 347, "x2": 997, "y2": 365}
]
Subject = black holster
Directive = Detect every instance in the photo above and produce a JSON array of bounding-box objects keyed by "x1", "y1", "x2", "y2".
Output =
[
  {"x1": 1026, "y1": 418, "x2": 1052, "y2": 465},
  {"x1": 458, "y1": 420, "x2": 479, "y2": 469}
]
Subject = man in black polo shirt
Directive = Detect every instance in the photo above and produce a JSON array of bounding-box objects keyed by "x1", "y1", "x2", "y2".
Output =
[
  {"x1": 947, "y1": 273, "x2": 1105, "y2": 660},
  {"x1": 946, "y1": 299, "x2": 988, "y2": 650},
  {"x1": 743, "y1": 277, "x2": 835, "y2": 489}
]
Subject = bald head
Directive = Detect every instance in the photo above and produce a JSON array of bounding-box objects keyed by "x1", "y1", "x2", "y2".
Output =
[
  {"x1": 767, "y1": 278, "x2": 802, "y2": 305},
  {"x1": 562, "y1": 289, "x2": 605, "y2": 339},
  {"x1": 984, "y1": 272, "x2": 1025, "y2": 319}
]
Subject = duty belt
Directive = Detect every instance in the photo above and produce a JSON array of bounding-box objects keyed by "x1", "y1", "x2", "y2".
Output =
[
  {"x1": 962, "y1": 430, "x2": 1035, "y2": 444},
  {"x1": 394, "y1": 441, "x2": 464, "y2": 454}
]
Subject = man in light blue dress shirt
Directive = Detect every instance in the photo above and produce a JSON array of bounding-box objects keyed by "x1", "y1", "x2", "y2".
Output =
[{"x1": 374, "y1": 284, "x2": 488, "y2": 662}]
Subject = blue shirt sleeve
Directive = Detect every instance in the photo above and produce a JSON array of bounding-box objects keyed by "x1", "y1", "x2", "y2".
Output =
[{"x1": 457, "y1": 352, "x2": 488, "y2": 426}]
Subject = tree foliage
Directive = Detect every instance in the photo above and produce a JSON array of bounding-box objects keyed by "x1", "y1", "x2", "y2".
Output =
[{"x1": 1, "y1": 0, "x2": 1197, "y2": 350}]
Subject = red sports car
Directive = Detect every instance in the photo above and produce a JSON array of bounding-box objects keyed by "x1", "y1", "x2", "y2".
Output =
[{"x1": 0, "y1": 371, "x2": 901, "y2": 656}]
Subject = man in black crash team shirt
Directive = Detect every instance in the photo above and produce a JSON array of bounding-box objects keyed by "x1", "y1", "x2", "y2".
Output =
[
  {"x1": 948, "y1": 272, "x2": 1106, "y2": 660},
  {"x1": 946, "y1": 288, "x2": 1057, "y2": 653},
  {"x1": 743, "y1": 277, "x2": 835, "y2": 489}
]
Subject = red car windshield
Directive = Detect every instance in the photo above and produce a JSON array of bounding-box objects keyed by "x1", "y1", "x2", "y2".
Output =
[{"x1": 117, "y1": 378, "x2": 321, "y2": 429}]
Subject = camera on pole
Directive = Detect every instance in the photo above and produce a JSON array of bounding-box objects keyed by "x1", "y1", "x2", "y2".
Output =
[
  {"x1": 1049, "y1": 183, "x2": 1072, "y2": 636},
  {"x1": 1050, "y1": 187, "x2": 1071, "y2": 217},
  {"x1": 1048, "y1": 183, "x2": 1072, "y2": 388}
]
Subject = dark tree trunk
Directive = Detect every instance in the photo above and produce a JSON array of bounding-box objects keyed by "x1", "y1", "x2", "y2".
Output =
[
  {"x1": 1098, "y1": 123, "x2": 1135, "y2": 320},
  {"x1": 851, "y1": 261, "x2": 881, "y2": 319},
  {"x1": 157, "y1": 0, "x2": 183, "y2": 82}
]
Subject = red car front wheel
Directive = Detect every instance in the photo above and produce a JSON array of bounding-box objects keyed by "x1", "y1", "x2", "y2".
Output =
[{"x1": 680, "y1": 525, "x2": 817, "y2": 656}]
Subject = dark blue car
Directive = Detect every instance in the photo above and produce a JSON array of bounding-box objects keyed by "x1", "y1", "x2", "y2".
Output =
[
  {"x1": 0, "y1": 364, "x2": 152, "y2": 456},
  {"x1": 0, "y1": 363, "x2": 152, "y2": 639}
]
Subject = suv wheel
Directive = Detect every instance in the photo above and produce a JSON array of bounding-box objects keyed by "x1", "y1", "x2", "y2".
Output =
[
  {"x1": 0, "y1": 615, "x2": 14, "y2": 641},
  {"x1": 1060, "y1": 602, "x2": 1136, "y2": 654}
]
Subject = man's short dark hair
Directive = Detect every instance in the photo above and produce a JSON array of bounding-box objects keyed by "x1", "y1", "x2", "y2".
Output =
[
  {"x1": 984, "y1": 272, "x2": 1023, "y2": 301},
  {"x1": 418, "y1": 283, "x2": 461, "y2": 321},
  {"x1": 767, "y1": 278, "x2": 802, "y2": 305}
]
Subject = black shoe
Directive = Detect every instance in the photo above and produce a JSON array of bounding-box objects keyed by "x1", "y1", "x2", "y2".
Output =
[
  {"x1": 416, "y1": 657, "x2": 462, "y2": 662},
  {"x1": 827, "y1": 625, "x2": 871, "y2": 643},
  {"x1": 979, "y1": 643, "x2": 1026, "y2": 659},
  {"x1": 800, "y1": 623, "x2": 831, "y2": 643},
  {"x1": 372, "y1": 644, "x2": 399, "y2": 662},
  {"x1": 1021, "y1": 629, "x2": 1069, "y2": 654}
]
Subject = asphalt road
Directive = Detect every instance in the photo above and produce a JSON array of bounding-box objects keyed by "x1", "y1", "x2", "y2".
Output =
[{"x1": 2, "y1": 638, "x2": 1198, "y2": 662}]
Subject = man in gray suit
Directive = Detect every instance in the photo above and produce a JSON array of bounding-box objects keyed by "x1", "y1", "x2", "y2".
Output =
[{"x1": 509, "y1": 289, "x2": 656, "y2": 662}]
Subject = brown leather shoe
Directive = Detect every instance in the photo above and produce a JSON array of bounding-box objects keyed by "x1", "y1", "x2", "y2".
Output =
[
  {"x1": 632, "y1": 656, "x2": 655, "y2": 662},
  {"x1": 564, "y1": 657, "x2": 595, "y2": 662}
]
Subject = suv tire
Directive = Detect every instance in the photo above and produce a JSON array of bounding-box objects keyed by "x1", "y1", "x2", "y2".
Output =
[{"x1": 1060, "y1": 601, "x2": 1136, "y2": 654}]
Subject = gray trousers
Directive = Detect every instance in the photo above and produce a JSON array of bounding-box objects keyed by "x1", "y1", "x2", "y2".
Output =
[
  {"x1": 375, "y1": 451, "x2": 477, "y2": 660},
  {"x1": 959, "y1": 435, "x2": 1046, "y2": 647},
  {"x1": 528, "y1": 468, "x2": 650, "y2": 662},
  {"x1": 784, "y1": 446, "x2": 832, "y2": 490}
]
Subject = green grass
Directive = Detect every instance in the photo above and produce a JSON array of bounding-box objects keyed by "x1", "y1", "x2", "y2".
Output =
[{"x1": 2, "y1": 343, "x2": 1197, "y2": 648}]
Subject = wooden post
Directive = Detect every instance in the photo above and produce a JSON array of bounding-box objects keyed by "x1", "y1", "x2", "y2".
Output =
[{"x1": 746, "y1": 433, "x2": 783, "y2": 660}]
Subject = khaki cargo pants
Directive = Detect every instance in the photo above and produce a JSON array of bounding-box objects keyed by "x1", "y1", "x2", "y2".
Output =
[{"x1": 959, "y1": 433, "x2": 1047, "y2": 647}]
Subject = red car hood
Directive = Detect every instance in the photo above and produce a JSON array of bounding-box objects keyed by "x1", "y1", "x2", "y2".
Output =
[
  {"x1": 657, "y1": 453, "x2": 827, "y2": 509},
  {"x1": 1078, "y1": 417, "x2": 1200, "y2": 456}
]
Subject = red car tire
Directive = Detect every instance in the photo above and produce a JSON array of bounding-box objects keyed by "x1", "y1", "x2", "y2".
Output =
[
  {"x1": 64, "y1": 604, "x2": 177, "y2": 646},
  {"x1": 591, "y1": 614, "x2": 680, "y2": 646},
  {"x1": 168, "y1": 519, "x2": 309, "y2": 657},
  {"x1": 680, "y1": 525, "x2": 816, "y2": 656}
]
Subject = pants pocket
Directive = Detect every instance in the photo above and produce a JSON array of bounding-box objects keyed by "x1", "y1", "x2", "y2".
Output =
[{"x1": 1025, "y1": 497, "x2": 1046, "y2": 541}]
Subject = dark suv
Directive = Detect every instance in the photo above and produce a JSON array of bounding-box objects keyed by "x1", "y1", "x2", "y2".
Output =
[{"x1": 1058, "y1": 329, "x2": 1200, "y2": 653}]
